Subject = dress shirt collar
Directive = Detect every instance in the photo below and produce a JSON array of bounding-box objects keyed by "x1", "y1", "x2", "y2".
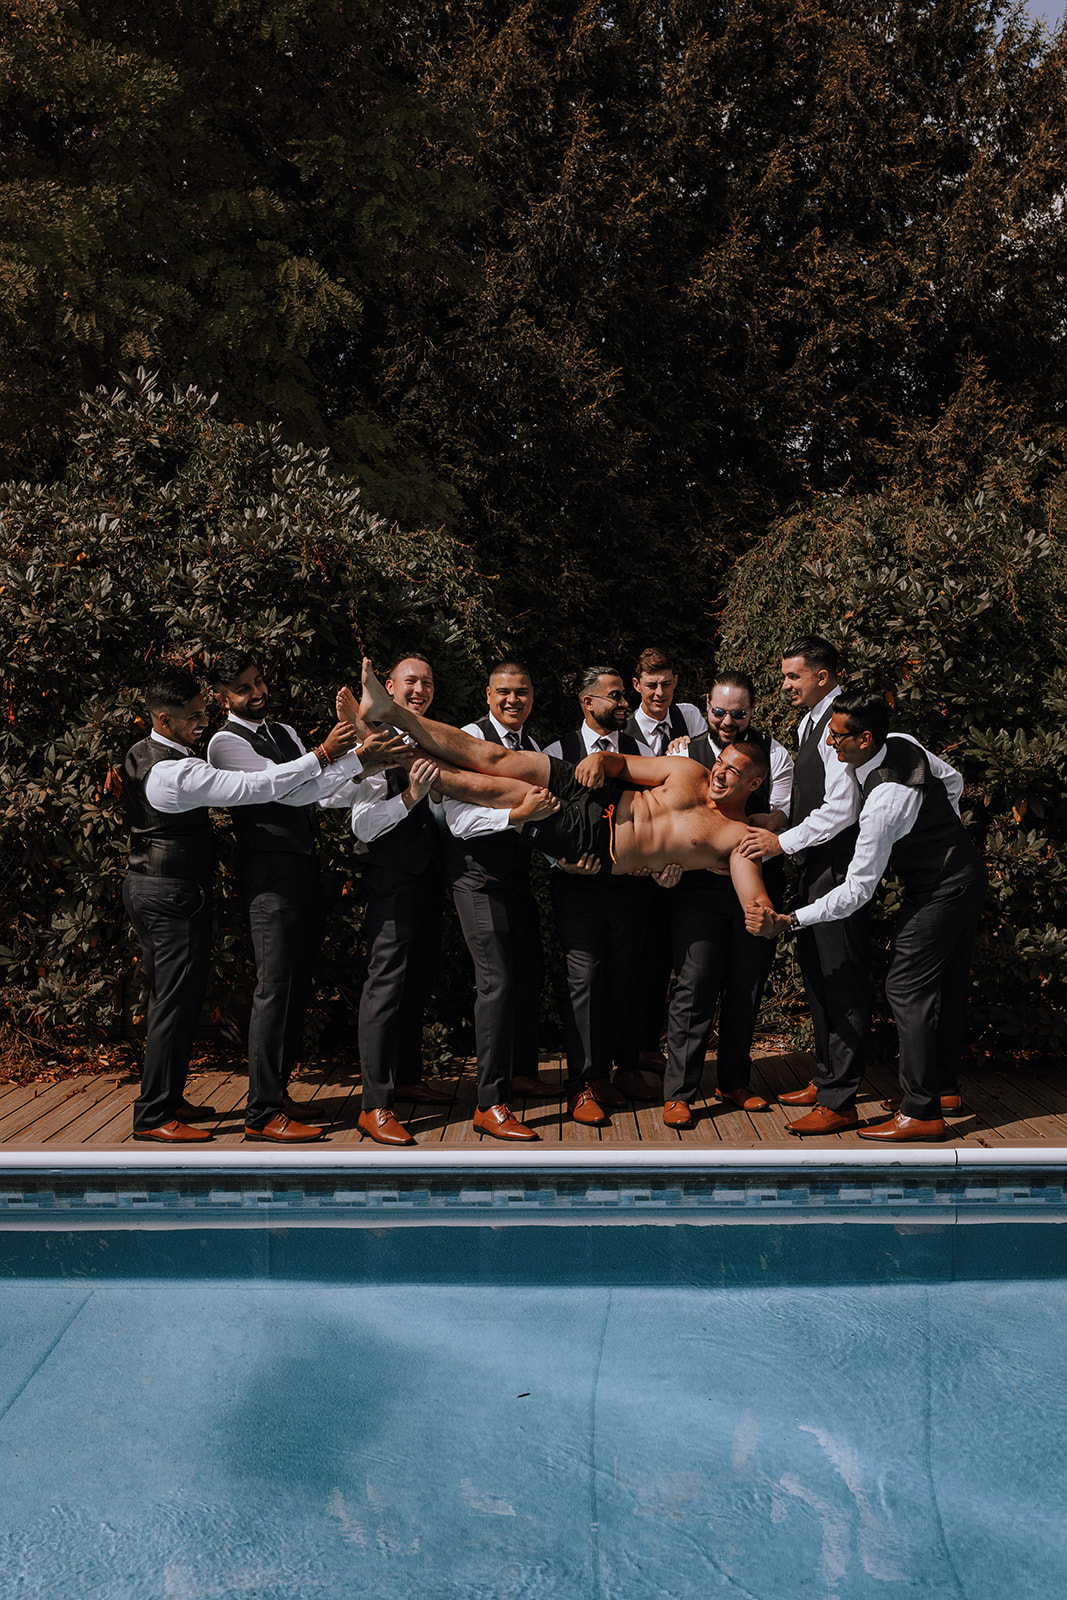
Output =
[
  {"x1": 799, "y1": 684, "x2": 842, "y2": 739},
  {"x1": 634, "y1": 706, "x2": 669, "y2": 739},
  {"x1": 149, "y1": 732, "x2": 193, "y2": 756},
  {"x1": 225, "y1": 712, "x2": 269, "y2": 732},
  {"x1": 581, "y1": 724, "x2": 617, "y2": 753},
  {"x1": 487, "y1": 712, "x2": 527, "y2": 744},
  {"x1": 854, "y1": 743, "x2": 889, "y2": 788}
]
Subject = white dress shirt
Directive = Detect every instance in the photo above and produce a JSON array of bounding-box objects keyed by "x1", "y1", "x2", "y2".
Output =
[
  {"x1": 776, "y1": 687, "x2": 860, "y2": 856},
  {"x1": 352, "y1": 762, "x2": 515, "y2": 848},
  {"x1": 543, "y1": 724, "x2": 624, "y2": 761},
  {"x1": 677, "y1": 731, "x2": 794, "y2": 814},
  {"x1": 143, "y1": 733, "x2": 348, "y2": 813},
  {"x1": 794, "y1": 736, "x2": 965, "y2": 927},
  {"x1": 207, "y1": 714, "x2": 365, "y2": 807},
  {"x1": 633, "y1": 702, "x2": 705, "y2": 754}
]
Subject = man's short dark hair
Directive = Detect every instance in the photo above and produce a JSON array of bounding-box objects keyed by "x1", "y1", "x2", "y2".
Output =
[
  {"x1": 782, "y1": 634, "x2": 839, "y2": 675},
  {"x1": 732, "y1": 732, "x2": 770, "y2": 785},
  {"x1": 145, "y1": 669, "x2": 201, "y2": 715},
  {"x1": 711, "y1": 669, "x2": 756, "y2": 705},
  {"x1": 835, "y1": 689, "x2": 890, "y2": 748},
  {"x1": 386, "y1": 652, "x2": 432, "y2": 679},
  {"x1": 578, "y1": 665, "x2": 623, "y2": 696},
  {"x1": 634, "y1": 647, "x2": 674, "y2": 677},
  {"x1": 207, "y1": 647, "x2": 256, "y2": 689},
  {"x1": 488, "y1": 659, "x2": 531, "y2": 681}
]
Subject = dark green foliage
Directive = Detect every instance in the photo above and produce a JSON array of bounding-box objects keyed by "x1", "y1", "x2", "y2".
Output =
[
  {"x1": 0, "y1": 373, "x2": 502, "y2": 1041},
  {"x1": 720, "y1": 442, "x2": 1067, "y2": 1054}
]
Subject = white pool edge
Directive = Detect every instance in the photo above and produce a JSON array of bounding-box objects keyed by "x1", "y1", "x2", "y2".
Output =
[{"x1": 0, "y1": 1145, "x2": 1063, "y2": 1173}]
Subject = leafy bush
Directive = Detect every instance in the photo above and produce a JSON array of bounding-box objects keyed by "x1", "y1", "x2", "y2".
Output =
[
  {"x1": 719, "y1": 442, "x2": 1067, "y2": 1056},
  {"x1": 0, "y1": 371, "x2": 503, "y2": 1044}
]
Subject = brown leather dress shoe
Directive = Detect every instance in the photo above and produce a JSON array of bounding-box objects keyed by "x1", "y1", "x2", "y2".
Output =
[
  {"x1": 786, "y1": 1103, "x2": 858, "y2": 1136},
  {"x1": 778, "y1": 1082, "x2": 819, "y2": 1106},
  {"x1": 588, "y1": 1076, "x2": 628, "y2": 1108},
  {"x1": 511, "y1": 1075, "x2": 564, "y2": 1099},
  {"x1": 173, "y1": 1099, "x2": 218, "y2": 1122},
  {"x1": 244, "y1": 1113, "x2": 326, "y2": 1143},
  {"x1": 132, "y1": 1119, "x2": 214, "y2": 1144},
  {"x1": 881, "y1": 1093, "x2": 963, "y2": 1114},
  {"x1": 611, "y1": 1069, "x2": 658, "y2": 1102},
  {"x1": 638, "y1": 1049, "x2": 667, "y2": 1075},
  {"x1": 357, "y1": 1107, "x2": 416, "y2": 1146},
  {"x1": 569, "y1": 1088, "x2": 609, "y2": 1126},
  {"x1": 473, "y1": 1103, "x2": 541, "y2": 1141},
  {"x1": 716, "y1": 1085, "x2": 771, "y2": 1112},
  {"x1": 662, "y1": 1099, "x2": 694, "y2": 1128},
  {"x1": 858, "y1": 1111, "x2": 946, "y2": 1142},
  {"x1": 394, "y1": 1080, "x2": 455, "y2": 1104}
]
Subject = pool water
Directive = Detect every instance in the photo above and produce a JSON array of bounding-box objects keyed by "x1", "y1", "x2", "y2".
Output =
[{"x1": 2, "y1": 1178, "x2": 1067, "y2": 1598}]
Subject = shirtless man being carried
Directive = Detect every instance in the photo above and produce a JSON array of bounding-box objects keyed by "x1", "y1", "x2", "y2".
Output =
[{"x1": 340, "y1": 660, "x2": 773, "y2": 914}]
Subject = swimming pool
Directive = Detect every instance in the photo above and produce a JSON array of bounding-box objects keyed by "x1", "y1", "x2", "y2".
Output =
[{"x1": 3, "y1": 1158, "x2": 1066, "y2": 1598}]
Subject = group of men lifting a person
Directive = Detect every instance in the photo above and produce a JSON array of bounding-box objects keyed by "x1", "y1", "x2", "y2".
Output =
[{"x1": 120, "y1": 635, "x2": 985, "y2": 1147}]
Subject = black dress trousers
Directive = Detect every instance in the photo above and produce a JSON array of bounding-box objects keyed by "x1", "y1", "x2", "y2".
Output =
[
  {"x1": 452, "y1": 882, "x2": 542, "y2": 1108},
  {"x1": 357, "y1": 864, "x2": 444, "y2": 1108},
  {"x1": 551, "y1": 870, "x2": 650, "y2": 1090},
  {"x1": 795, "y1": 846, "x2": 872, "y2": 1111},
  {"x1": 124, "y1": 873, "x2": 214, "y2": 1131},
  {"x1": 238, "y1": 851, "x2": 325, "y2": 1129}
]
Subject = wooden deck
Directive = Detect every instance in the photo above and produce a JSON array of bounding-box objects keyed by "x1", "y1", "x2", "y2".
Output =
[{"x1": 3, "y1": 1046, "x2": 1067, "y2": 1153}]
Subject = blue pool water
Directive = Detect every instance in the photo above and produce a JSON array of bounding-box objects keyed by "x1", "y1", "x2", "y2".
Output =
[{"x1": 2, "y1": 1170, "x2": 1067, "y2": 1598}]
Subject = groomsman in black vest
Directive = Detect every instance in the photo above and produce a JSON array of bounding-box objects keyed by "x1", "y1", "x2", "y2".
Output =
[
  {"x1": 660, "y1": 670, "x2": 794, "y2": 1127},
  {"x1": 208, "y1": 648, "x2": 382, "y2": 1141},
  {"x1": 350, "y1": 654, "x2": 457, "y2": 1146},
  {"x1": 739, "y1": 636, "x2": 869, "y2": 1135},
  {"x1": 625, "y1": 646, "x2": 707, "y2": 1071},
  {"x1": 745, "y1": 689, "x2": 986, "y2": 1142},
  {"x1": 443, "y1": 660, "x2": 556, "y2": 1140},
  {"x1": 544, "y1": 666, "x2": 657, "y2": 1127},
  {"x1": 122, "y1": 667, "x2": 366, "y2": 1143}
]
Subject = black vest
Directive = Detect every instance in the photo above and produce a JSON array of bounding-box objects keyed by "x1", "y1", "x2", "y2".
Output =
[
  {"x1": 213, "y1": 721, "x2": 318, "y2": 856},
  {"x1": 446, "y1": 716, "x2": 533, "y2": 891},
  {"x1": 361, "y1": 765, "x2": 441, "y2": 879},
  {"x1": 559, "y1": 728, "x2": 642, "y2": 765},
  {"x1": 789, "y1": 697, "x2": 858, "y2": 869},
  {"x1": 123, "y1": 738, "x2": 215, "y2": 884},
  {"x1": 624, "y1": 704, "x2": 688, "y2": 754},
  {"x1": 861, "y1": 737, "x2": 980, "y2": 893}
]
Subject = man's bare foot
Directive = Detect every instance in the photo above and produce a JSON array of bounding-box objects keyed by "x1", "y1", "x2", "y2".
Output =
[
  {"x1": 360, "y1": 656, "x2": 396, "y2": 726},
  {"x1": 336, "y1": 684, "x2": 363, "y2": 727}
]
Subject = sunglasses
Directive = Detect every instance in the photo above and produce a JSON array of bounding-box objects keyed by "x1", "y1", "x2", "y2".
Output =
[{"x1": 709, "y1": 706, "x2": 751, "y2": 721}]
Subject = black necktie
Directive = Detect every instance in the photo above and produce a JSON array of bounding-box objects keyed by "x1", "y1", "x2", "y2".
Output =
[
  {"x1": 258, "y1": 724, "x2": 285, "y2": 762},
  {"x1": 504, "y1": 730, "x2": 520, "y2": 751},
  {"x1": 594, "y1": 736, "x2": 612, "y2": 753},
  {"x1": 652, "y1": 721, "x2": 669, "y2": 756}
]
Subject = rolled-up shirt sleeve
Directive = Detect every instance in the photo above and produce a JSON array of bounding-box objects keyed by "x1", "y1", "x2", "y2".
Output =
[
  {"x1": 145, "y1": 749, "x2": 325, "y2": 813},
  {"x1": 768, "y1": 740, "x2": 794, "y2": 815},
  {"x1": 794, "y1": 784, "x2": 922, "y2": 926},
  {"x1": 208, "y1": 727, "x2": 363, "y2": 807},
  {"x1": 443, "y1": 799, "x2": 513, "y2": 839},
  {"x1": 350, "y1": 771, "x2": 410, "y2": 842}
]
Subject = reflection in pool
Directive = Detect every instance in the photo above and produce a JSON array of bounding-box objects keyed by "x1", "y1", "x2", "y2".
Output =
[{"x1": 2, "y1": 1173, "x2": 1066, "y2": 1598}]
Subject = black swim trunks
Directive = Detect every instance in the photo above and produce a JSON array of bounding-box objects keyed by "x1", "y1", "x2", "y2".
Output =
[{"x1": 521, "y1": 756, "x2": 626, "y2": 868}]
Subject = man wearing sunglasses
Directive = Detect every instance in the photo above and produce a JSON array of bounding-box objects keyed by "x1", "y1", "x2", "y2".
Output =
[
  {"x1": 737, "y1": 635, "x2": 869, "y2": 1135},
  {"x1": 744, "y1": 690, "x2": 985, "y2": 1142},
  {"x1": 661, "y1": 671, "x2": 794, "y2": 1125}
]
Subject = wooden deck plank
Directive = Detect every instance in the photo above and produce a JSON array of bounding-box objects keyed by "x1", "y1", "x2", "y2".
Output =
[{"x1": 5, "y1": 1052, "x2": 1067, "y2": 1152}]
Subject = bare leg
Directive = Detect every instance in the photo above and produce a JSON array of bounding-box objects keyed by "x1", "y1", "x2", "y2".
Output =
[
  {"x1": 431, "y1": 763, "x2": 535, "y2": 811},
  {"x1": 341, "y1": 662, "x2": 552, "y2": 787}
]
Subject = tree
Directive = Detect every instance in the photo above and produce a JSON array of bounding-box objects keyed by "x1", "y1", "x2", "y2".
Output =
[
  {"x1": 0, "y1": 372, "x2": 503, "y2": 1040},
  {"x1": 719, "y1": 439, "x2": 1067, "y2": 1054}
]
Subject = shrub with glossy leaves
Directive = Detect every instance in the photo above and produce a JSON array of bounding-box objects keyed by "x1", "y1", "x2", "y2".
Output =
[
  {"x1": 719, "y1": 442, "x2": 1067, "y2": 1055},
  {"x1": 0, "y1": 371, "x2": 502, "y2": 1042}
]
